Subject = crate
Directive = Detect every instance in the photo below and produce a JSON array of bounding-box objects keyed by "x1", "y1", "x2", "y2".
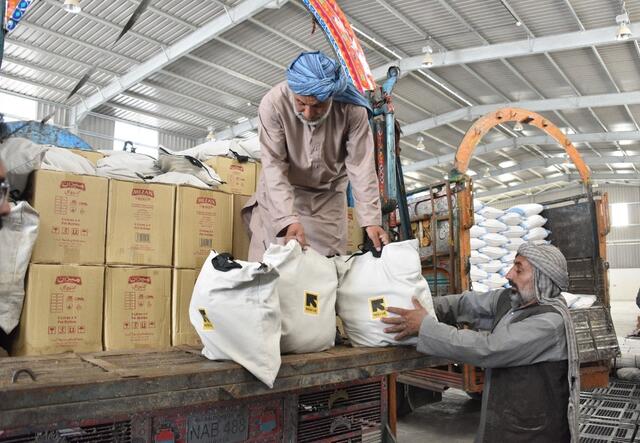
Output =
[
  {"x1": 584, "y1": 381, "x2": 640, "y2": 402},
  {"x1": 580, "y1": 397, "x2": 640, "y2": 424},
  {"x1": 579, "y1": 421, "x2": 637, "y2": 442}
]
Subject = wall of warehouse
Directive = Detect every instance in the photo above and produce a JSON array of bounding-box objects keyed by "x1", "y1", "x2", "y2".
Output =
[{"x1": 485, "y1": 183, "x2": 640, "y2": 302}]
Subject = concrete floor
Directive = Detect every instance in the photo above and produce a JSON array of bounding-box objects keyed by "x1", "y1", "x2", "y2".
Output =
[{"x1": 396, "y1": 300, "x2": 640, "y2": 442}]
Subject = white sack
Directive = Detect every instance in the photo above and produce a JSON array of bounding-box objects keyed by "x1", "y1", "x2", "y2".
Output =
[
  {"x1": 0, "y1": 137, "x2": 47, "y2": 196},
  {"x1": 470, "y1": 238, "x2": 487, "y2": 250},
  {"x1": 479, "y1": 219, "x2": 507, "y2": 233},
  {"x1": 151, "y1": 172, "x2": 210, "y2": 188},
  {"x1": 40, "y1": 147, "x2": 96, "y2": 175},
  {"x1": 96, "y1": 151, "x2": 161, "y2": 180},
  {"x1": 481, "y1": 233, "x2": 508, "y2": 247},
  {"x1": 263, "y1": 241, "x2": 337, "y2": 354},
  {"x1": 474, "y1": 213, "x2": 486, "y2": 224},
  {"x1": 157, "y1": 148, "x2": 222, "y2": 187},
  {"x1": 473, "y1": 200, "x2": 484, "y2": 213},
  {"x1": 505, "y1": 238, "x2": 526, "y2": 251},
  {"x1": 504, "y1": 225, "x2": 527, "y2": 238},
  {"x1": 179, "y1": 136, "x2": 261, "y2": 161},
  {"x1": 524, "y1": 227, "x2": 550, "y2": 241},
  {"x1": 530, "y1": 239, "x2": 550, "y2": 246},
  {"x1": 469, "y1": 250, "x2": 491, "y2": 265},
  {"x1": 336, "y1": 240, "x2": 435, "y2": 347},
  {"x1": 501, "y1": 251, "x2": 517, "y2": 263},
  {"x1": 470, "y1": 225, "x2": 487, "y2": 238},
  {"x1": 521, "y1": 215, "x2": 547, "y2": 230},
  {"x1": 479, "y1": 246, "x2": 508, "y2": 259},
  {"x1": 499, "y1": 212, "x2": 523, "y2": 226},
  {"x1": 499, "y1": 266, "x2": 511, "y2": 277},
  {"x1": 0, "y1": 202, "x2": 39, "y2": 334},
  {"x1": 470, "y1": 265, "x2": 489, "y2": 282},
  {"x1": 479, "y1": 260, "x2": 503, "y2": 274},
  {"x1": 485, "y1": 273, "x2": 509, "y2": 289},
  {"x1": 561, "y1": 292, "x2": 597, "y2": 309},
  {"x1": 507, "y1": 203, "x2": 543, "y2": 217},
  {"x1": 190, "y1": 251, "x2": 281, "y2": 388},
  {"x1": 477, "y1": 206, "x2": 504, "y2": 219},
  {"x1": 472, "y1": 282, "x2": 490, "y2": 293}
]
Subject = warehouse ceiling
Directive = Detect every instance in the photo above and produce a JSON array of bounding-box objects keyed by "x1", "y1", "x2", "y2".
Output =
[{"x1": 2, "y1": 0, "x2": 640, "y2": 200}]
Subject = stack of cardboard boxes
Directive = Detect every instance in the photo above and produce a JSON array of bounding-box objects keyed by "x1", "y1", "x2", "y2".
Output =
[{"x1": 12, "y1": 155, "x2": 364, "y2": 356}]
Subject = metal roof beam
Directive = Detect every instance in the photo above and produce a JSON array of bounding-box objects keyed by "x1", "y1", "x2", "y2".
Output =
[
  {"x1": 72, "y1": 0, "x2": 281, "y2": 122},
  {"x1": 404, "y1": 131, "x2": 640, "y2": 172},
  {"x1": 402, "y1": 92, "x2": 640, "y2": 135},
  {"x1": 371, "y1": 23, "x2": 640, "y2": 80}
]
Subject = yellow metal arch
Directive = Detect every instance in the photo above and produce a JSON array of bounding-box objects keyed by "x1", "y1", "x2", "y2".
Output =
[{"x1": 452, "y1": 108, "x2": 591, "y2": 184}]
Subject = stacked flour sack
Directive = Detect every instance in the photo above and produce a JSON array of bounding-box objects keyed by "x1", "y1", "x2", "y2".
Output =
[{"x1": 470, "y1": 201, "x2": 551, "y2": 292}]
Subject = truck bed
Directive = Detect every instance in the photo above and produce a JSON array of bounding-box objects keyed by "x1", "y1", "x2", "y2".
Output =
[{"x1": 0, "y1": 345, "x2": 447, "y2": 430}]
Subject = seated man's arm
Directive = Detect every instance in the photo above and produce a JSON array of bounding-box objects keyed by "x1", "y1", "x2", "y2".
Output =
[
  {"x1": 434, "y1": 289, "x2": 503, "y2": 326},
  {"x1": 417, "y1": 311, "x2": 566, "y2": 368}
]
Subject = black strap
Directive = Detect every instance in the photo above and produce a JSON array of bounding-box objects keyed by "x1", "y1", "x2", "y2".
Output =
[
  {"x1": 346, "y1": 239, "x2": 383, "y2": 262},
  {"x1": 229, "y1": 149, "x2": 250, "y2": 163},
  {"x1": 211, "y1": 253, "x2": 242, "y2": 272}
]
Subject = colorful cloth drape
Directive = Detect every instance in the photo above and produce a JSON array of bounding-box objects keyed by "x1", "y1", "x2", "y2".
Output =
[{"x1": 5, "y1": 0, "x2": 36, "y2": 33}]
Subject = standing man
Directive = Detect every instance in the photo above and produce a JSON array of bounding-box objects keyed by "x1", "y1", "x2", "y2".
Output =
[
  {"x1": 243, "y1": 51, "x2": 388, "y2": 260},
  {"x1": 383, "y1": 243, "x2": 580, "y2": 442}
]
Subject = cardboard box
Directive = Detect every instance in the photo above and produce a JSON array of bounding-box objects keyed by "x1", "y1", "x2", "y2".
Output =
[
  {"x1": 106, "y1": 180, "x2": 175, "y2": 266},
  {"x1": 172, "y1": 269, "x2": 201, "y2": 347},
  {"x1": 232, "y1": 194, "x2": 251, "y2": 261},
  {"x1": 70, "y1": 149, "x2": 105, "y2": 166},
  {"x1": 205, "y1": 157, "x2": 256, "y2": 196},
  {"x1": 12, "y1": 264, "x2": 104, "y2": 356},
  {"x1": 174, "y1": 186, "x2": 233, "y2": 269},
  {"x1": 104, "y1": 267, "x2": 171, "y2": 350},
  {"x1": 347, "y1": 208, "x2": 364, "y2": 254},
  {"x1": 29, "y1": 170, "x2": 108, "y2": 265}
]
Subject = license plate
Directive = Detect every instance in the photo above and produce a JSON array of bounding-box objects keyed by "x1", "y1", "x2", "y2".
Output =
[{"x1": 187, "y1": 407, "x2": 249, "y2": 443}]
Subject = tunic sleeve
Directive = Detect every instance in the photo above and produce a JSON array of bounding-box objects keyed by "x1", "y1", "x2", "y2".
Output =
[
  {"x1": 344, "y1": 106, "x2": 381, "y2": 227},
  {"x1": 257, "y1": 95, "x2": 299, "y2": 236}
]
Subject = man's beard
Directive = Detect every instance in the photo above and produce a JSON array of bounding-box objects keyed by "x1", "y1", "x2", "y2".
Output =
[
  {"x1": 509, "y1": 281, "x2": 537, "y2": 307},
  {"x1": 294, "y1": 102, "x2": 332, "y2": 127}
]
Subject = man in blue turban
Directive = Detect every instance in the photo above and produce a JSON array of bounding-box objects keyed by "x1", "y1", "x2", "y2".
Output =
[{"x1": 243, "y1": 51, "x2": 388, "y2": 259}]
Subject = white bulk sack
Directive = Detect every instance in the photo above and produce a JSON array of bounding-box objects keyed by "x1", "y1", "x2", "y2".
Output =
[
  {"x1": 470, "y1": 225, "x2": 487, "y2": 238},
  {"x1": 481, "y1": 233, "x2": 508, "y2": 247},
  {"x1": 505, "y1": 238, "x2": 526, "y2": 251},
  {"x1": 96, "y1": 151, "x2": 161, "y2": 180},
  {"x1": 190, "y1": 251, "x2": 281, "y2": 388},
  {"x1": 524, "y1": 227, "x2": 550, "y2": 241},
  {"x1": 157, "y1": 148, "x2": 222, "y2": 187},
  {"x1": 479, "y1": 219, "x2": 507, "y2": 233},
  {"x1": 477, "y1": 206, "x2": 504, "y2": 219},
  {"x1": 504, "y1": 225, "x2": 527, "y2": 238},
  {"x1": 0, "y1": 137, "x2": 48, "y2": 196},
  {"x1": 479, "y1": 260, "x2": 503, "y2": 274},
  {"x1": 470, "y1": 238, "x2": 487, "y2": 250},
  {"x1": 499, "y1": 212, "x2": 523, "y2": 226},
  {"x1": 179, "y1": 137, "x2": 261, "y2": 161},
  {"x1": 522, "y1": 215, "x2": 547, "y2": 230},
  {"x1": 474, "y1": 213, "x2": 486, "y2": 224},
  {"x1": 472, "y1": 282, "x2": 490, "y2": 293},
  {"x1": 40, "y1": 147, "x2": 96, "y2": 175},
  {"x1": 0, "y1": 202, "x2": 39, "y2": 334},
  {"x1": 507, "y1": 203, "x2": 543, "y2": 217},
  {"x1": 470, "y1": 265, "x2": 488, "y2": 282},
  {"x1": 263, "y1": 241, "x2": 337, "y2": 354},
  {"x1": 499, "y1": 265, "x2": 511, "y2": 277},
  {"x1": 531, "y1": 239, "x2": 550, "y2": 246},
  {"x1": 485, "y1": 273, "x2": 509, "y2": 289},
  {"x1": 480, "y1": 246, "x2": 508, "y2": 259},
  {"x1": 336, "y1": 240, "x2": 435, "y2": 347},
  {"x1": 469, "y1": 250, "x2": 491, "y2": 265},
  {"x1": 151, "y1": 172, "x2": 210, "y2": 188},
  {"x1": 473, "y1": 200, "x2": 484, "y2": 213}
]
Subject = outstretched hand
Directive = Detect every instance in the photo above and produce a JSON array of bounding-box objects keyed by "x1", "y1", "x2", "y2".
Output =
[{"x1": 381, "y1": 298, "x2": 428, "y2": 341}]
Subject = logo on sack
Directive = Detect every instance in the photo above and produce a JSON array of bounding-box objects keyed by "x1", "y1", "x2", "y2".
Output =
[
  {"x1": 60, "y1": 181, "x2": 86, "y2": 191},
  {"x1": 230, "y1": 164, "x2": 244, "y2": 172},
  {"x1": 196, "y1": 196, "x2": 216, "y2": 206},
  {"x1": 55, "y1": 276, "x2": 82, "y2": 285},
  {"x1": 304, "y1": 291, "x2": 319, "y2": 315},
  {"x1": 198, "y1": 308, "x2": 214, "y2": 330},
  {"x1": 369, "y1": 296, "x2": 387, "y2": 320},
  {"x1": 128, "y1": 275, "x2": 151, "y2": 285},
  {"x1": 131, "y1": 188, "x2": 155, "y2": 199}
]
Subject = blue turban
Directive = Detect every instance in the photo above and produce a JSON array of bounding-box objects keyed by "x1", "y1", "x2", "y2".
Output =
[{"x1": 286, "y1": 51, "x2": 371, "y2": 114}]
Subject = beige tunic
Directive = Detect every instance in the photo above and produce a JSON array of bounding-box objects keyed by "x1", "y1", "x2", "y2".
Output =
[{"x1": 243, "y1": 81, "x2": 381, "y2": 260}]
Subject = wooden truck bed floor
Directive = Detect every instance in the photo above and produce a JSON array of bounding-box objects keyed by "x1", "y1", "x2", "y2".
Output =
[{"x1": 0, "y1": 345, "x2": 447, "y2": 429}]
